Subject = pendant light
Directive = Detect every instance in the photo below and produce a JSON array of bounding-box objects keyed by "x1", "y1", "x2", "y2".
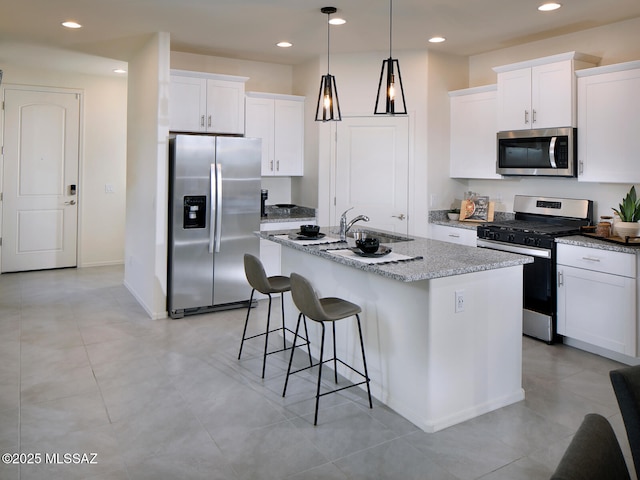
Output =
[
  {"x1": 374, "y1": 0, "x2": 407, "y2": 115},
  {"x1": 315, "y1": 6, "x2": 342, "y2": 122}
]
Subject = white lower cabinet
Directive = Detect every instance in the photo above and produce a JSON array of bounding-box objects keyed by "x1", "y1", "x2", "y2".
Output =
[
  {"x1": 428, "y1": 224, "x2": 477, "y2": 247},
  {"x1": 557, "y1": 244, "x2": 637, "y2": 356}
]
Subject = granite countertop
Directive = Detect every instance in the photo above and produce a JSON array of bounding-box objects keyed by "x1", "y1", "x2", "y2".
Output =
[
  {"x1": 261, "y1": 205, "x2": 316, "y2": 223},
  {"x1": 556, "y1": 235, "x2": 640, "y2": 255},
  {"x1": 428, "y1": 209, "x2": 515, "y2": 230},
  {"x1": 259, "y1": 226, "x2": 533, "y2": 282}
]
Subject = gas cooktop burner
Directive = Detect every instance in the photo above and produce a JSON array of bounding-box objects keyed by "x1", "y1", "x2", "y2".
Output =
[{"x1": 486, "y1": 220, "x2": 581, "y2": 236}]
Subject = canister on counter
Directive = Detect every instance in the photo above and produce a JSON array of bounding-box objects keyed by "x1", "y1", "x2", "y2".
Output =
[{"x1": 596, "y1": 221, "x2": 611, "y2": 237}]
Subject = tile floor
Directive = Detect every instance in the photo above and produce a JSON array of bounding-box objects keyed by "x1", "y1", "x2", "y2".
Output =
[{"x1": 0, "y1": 265, "x2": 636, "y2": 480}]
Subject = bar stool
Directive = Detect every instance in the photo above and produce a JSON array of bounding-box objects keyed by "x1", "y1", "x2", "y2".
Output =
[
  {"x1": 283, "y1": 272, "x2": 372, "y2": 425},
  {"x1": 238, "y1": 254, "x2": 312, "y2": 378}
]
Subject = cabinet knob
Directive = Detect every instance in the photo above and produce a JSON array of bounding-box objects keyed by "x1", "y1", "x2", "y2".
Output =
[
  {"x1": 200, "y1": 115, "x2": 205, "y2": 127},
  {"x1": 524, "y1": 110, "x2": 529, "y2": 124},
  {"x1": 207, "y1": 115, "x2": 212, "y2": 128},
  {"x1": 392, "y1": 213, "x2": 406, "y2": 220},
  {"x1": 532, "y1": 109, "x2": 537, "y2": 123}
]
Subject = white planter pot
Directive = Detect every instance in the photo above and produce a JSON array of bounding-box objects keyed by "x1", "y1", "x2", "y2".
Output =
[{"x1": 615, "y1": 222, "x2": 640, "y2": 239}]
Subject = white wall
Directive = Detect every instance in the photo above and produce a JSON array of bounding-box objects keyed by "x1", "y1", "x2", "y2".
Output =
[
  {"x1": 0, "y1": 64, "x2": 128, "y2": 268},
  {"x1": 432, "y1": 16, "x2": 640, "y2": 221},
  {"x1": 123, "y1": 32, "x2": 171, "y2": 319}
]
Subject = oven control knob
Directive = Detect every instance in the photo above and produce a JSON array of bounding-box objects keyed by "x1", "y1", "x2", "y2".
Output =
[
  {"x1": 507, "y1": 234, "x2": 515, "y2": 242},
  {"x1": 491, "y1": 232, "x2": 501, "y2": 241},
  {"x1": 525, "y1": 237, "x2": 535, "y2": 246}
]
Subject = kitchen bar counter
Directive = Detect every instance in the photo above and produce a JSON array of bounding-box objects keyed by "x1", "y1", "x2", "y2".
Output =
[
  {"x1": 259, "y1": 227, "x2": 532, "y2": 282},
  {"x1": 262, "y1": 227, "x2": 532, "y2": 432}
]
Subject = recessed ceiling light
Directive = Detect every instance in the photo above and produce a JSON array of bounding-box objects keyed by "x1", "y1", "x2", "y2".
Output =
[
  {"x1": 329, "y1": 17, "x2": 346, "y2": 25},
  {"x1": 113, "y1": 69, "x2": 127, "y2": 74},
  {"x1": 276, "y1": 41, "x2": 293, "y2": 48},
  {"x1": 538, "y1": 3, "x2": 562, "y2": 11},
  {"x1": 429, "y1": 36, "x2": 446, "y2": 43},
  {"x1": 61, "y1": 21, "x2": 82, "y2": 29}
]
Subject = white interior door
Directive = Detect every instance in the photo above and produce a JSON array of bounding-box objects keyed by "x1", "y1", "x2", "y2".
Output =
[
  {"x1": 333, "y1": 116, "x2": 409, "y2": 233},
  {"x1": 2, "y1": 87, "x2": 80, "y2": 273}
]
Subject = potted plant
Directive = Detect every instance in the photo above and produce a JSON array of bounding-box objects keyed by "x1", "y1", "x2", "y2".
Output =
[
  {"x1": 612, "y1": 186, "x2": 640, "y2": 238},
  {"x1": 447, "y1": 208, "x2": 460, "y2": 221}
]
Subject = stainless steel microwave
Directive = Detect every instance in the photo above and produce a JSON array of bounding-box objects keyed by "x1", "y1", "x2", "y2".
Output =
[{"x1": 497, "y1": 127, "x2": 576, "y2": 177}]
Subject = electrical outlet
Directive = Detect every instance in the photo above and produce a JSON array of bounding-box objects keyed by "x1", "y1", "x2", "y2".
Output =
[
  {"x1": 455, "y1": 290, "x2": 465, "y2": 313},
  {"x1": 105, "y1": 184, "x2": 115, "y2": 194}
]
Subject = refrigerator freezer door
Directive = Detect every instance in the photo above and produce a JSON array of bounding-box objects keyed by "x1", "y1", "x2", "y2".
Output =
[
  {"x1": 213, "y1": 136, "x2": 261, "y2": 305},
  {"x1": 168, "y1": 135, "x2": 216, "y2": 312}
]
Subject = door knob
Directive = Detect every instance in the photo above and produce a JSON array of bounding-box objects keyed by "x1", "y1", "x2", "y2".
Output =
[
  {"x1": 65, "y1": 200, "x2": 76, "y2": 205},
  {"x1": 392, "y1": 213, "x2": 406, "y2": 220}
]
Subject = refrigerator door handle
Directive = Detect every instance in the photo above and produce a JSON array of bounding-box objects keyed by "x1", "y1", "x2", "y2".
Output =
[
  {"x1": 214, "y1": 163, "x2": 223, "y2": 253},
  {"x1": 209, "y1": 163, "x2": 216, "y2": 254}
]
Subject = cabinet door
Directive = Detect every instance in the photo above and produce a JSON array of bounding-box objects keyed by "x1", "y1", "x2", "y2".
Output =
[
  {"x1": 245, "y1": 97, "x2": 275, "y2": 175},
  {"x1": 497, "y1": 68, "x2": 531, "y2": 131},
  {"x1": 169, "y1": 75, "x2": 207, "y2": 132},
  {"x1": 577, "y1": 67, "x2": 640, "y2": 183},
  {"x1": 206, "y1": 79, "x2": 245, "y2": 134},
  {"x1": 449, "y1": 89, "x2": 500, "y2": 179},
  {"x1": 531, "y1": 60, "x2": 573, "y2": 129},
  {"x1": 273, "y1": 99, "x2": 304, "y2": 176},
  {"x1": 557, "y1": 265, "x2": 636, "y2": 355}
]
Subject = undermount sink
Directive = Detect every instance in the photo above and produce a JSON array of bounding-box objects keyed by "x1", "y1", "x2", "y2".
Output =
[{"x1": 347, "y1": 229, "x2": 413, "y2": 243}]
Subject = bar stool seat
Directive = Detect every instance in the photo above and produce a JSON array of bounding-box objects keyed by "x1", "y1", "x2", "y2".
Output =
[
  {"x1": 238, "y1": 254, "x2": 312, "y2": 378},
  {"x1": 283, "y1": 272, "x2": 372, "y2": 425}
]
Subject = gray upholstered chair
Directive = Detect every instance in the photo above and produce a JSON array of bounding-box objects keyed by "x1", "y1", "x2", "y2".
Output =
[
  {"x1": 550, "y1": 413, "x2": 630, "y2": 480},
  {"x1": 610, "y1": 365, "x2": 640, "y2": 476},
  {"x1": 238, "y1": 254, "x2": 311, "y2": 378},
  {"x1": 282, "y1": 272, "x2": 372, "y2": 425}
]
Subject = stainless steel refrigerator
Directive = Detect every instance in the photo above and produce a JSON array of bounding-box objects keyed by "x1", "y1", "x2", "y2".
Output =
[{"x1": 167, "y1": 134, "x2": 261, "y2": 318}]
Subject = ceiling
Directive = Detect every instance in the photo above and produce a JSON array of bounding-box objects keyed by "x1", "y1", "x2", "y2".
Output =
[{"x1": 2, "y1": 0, "x2": 640, "y2": 75}]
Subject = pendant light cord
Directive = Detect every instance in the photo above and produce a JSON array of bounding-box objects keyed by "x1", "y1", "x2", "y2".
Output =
[
  {"x1": 327, "y1": 12, "x2": 331, "y2": 74},
  {"x1": 389, "y1": 0, "x2": 393, "y2": 58}
]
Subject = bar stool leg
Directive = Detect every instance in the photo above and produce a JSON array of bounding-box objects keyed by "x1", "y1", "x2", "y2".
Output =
[
  {"x1": 237, "y1": 289, "x2": 256, "y2": 360},
  {"x1": 332, "y1": 322, "x2": 338, "y2": 383},
  {"x1": 261, "y1": 293, "x2": 273, "y2": 379},
  {"x1": 282, "y1": 313, "x2": 303, "y2": 397},
  {"x1": 280, "y1": 293, "x2": 287, "y2": 350},
  {"x1": 356, "y1": 314, "x2": 373, "y2": 409},
  {"x1": 302, "y1": 317, "x2": 313, "y2": 367},
  {"x1": 314, "y1": 322, "x2": 326, "y2": 426}
]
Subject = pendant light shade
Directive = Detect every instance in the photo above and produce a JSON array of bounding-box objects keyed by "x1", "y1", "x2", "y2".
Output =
[
  {"x1": 375, "y1": 0, "x2": 407, "y2": 115},
  {"x1": 315, "y1": 7, "x2": 342, "y2": 122}
]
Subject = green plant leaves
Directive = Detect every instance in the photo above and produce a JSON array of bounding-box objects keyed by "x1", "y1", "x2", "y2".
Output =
[{"x1": 613, "y1": 185, "x2": 640, "y2": 222}]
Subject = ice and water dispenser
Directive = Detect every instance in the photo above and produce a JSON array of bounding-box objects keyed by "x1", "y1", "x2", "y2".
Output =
[{"x1": 183, "y1": 196, "x2": 206, "y2": 229}]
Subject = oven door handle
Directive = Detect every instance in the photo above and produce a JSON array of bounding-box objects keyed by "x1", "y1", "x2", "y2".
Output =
[{"x1": 477, "y1": 239, "x2": 551, "y2": 259}]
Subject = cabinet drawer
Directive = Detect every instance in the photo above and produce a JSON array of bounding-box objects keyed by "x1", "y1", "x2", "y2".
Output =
[
  {"x1": 557, "y1": 243, "x2": 635, "y2": 277},
  {"x1": 429, "y1": 224, "x2": 477, "y2": 247}
]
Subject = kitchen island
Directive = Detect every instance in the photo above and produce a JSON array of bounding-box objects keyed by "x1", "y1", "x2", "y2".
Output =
[{"x1": 260, "y1": 228, "x2": 533, "y2": 432}]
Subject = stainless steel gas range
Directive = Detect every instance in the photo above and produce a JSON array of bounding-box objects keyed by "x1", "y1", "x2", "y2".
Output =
[{"x1": 477, "y1": 196, "x2": 593, "y2": 343}]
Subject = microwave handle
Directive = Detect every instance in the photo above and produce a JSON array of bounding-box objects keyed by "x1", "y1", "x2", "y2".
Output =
[{"x1": 549, "y1": 136, "x2": 557, "y2": 168}]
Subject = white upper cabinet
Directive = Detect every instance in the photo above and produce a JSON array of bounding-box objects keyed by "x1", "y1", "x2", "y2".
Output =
[
  {"x1": 170, "y1": 70, "x2": 248, "y2": 135},
  {"x1": 576, "y1": 61, "x2": 640, "y2": 183},
  {"x1": 245, "y1": 92, "x2": 305, "y2": 176},
  {"x1": 449, "y1": 85, "x2": 501, "y2": 179},
  {"x1": 494, "y1": 52, "x2": 599, "y2": 131}
]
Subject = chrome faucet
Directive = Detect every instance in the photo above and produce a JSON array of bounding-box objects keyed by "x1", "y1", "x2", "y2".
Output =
[{"x1": 339, "y1": 207, "x2": 370, "y2": 241}]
